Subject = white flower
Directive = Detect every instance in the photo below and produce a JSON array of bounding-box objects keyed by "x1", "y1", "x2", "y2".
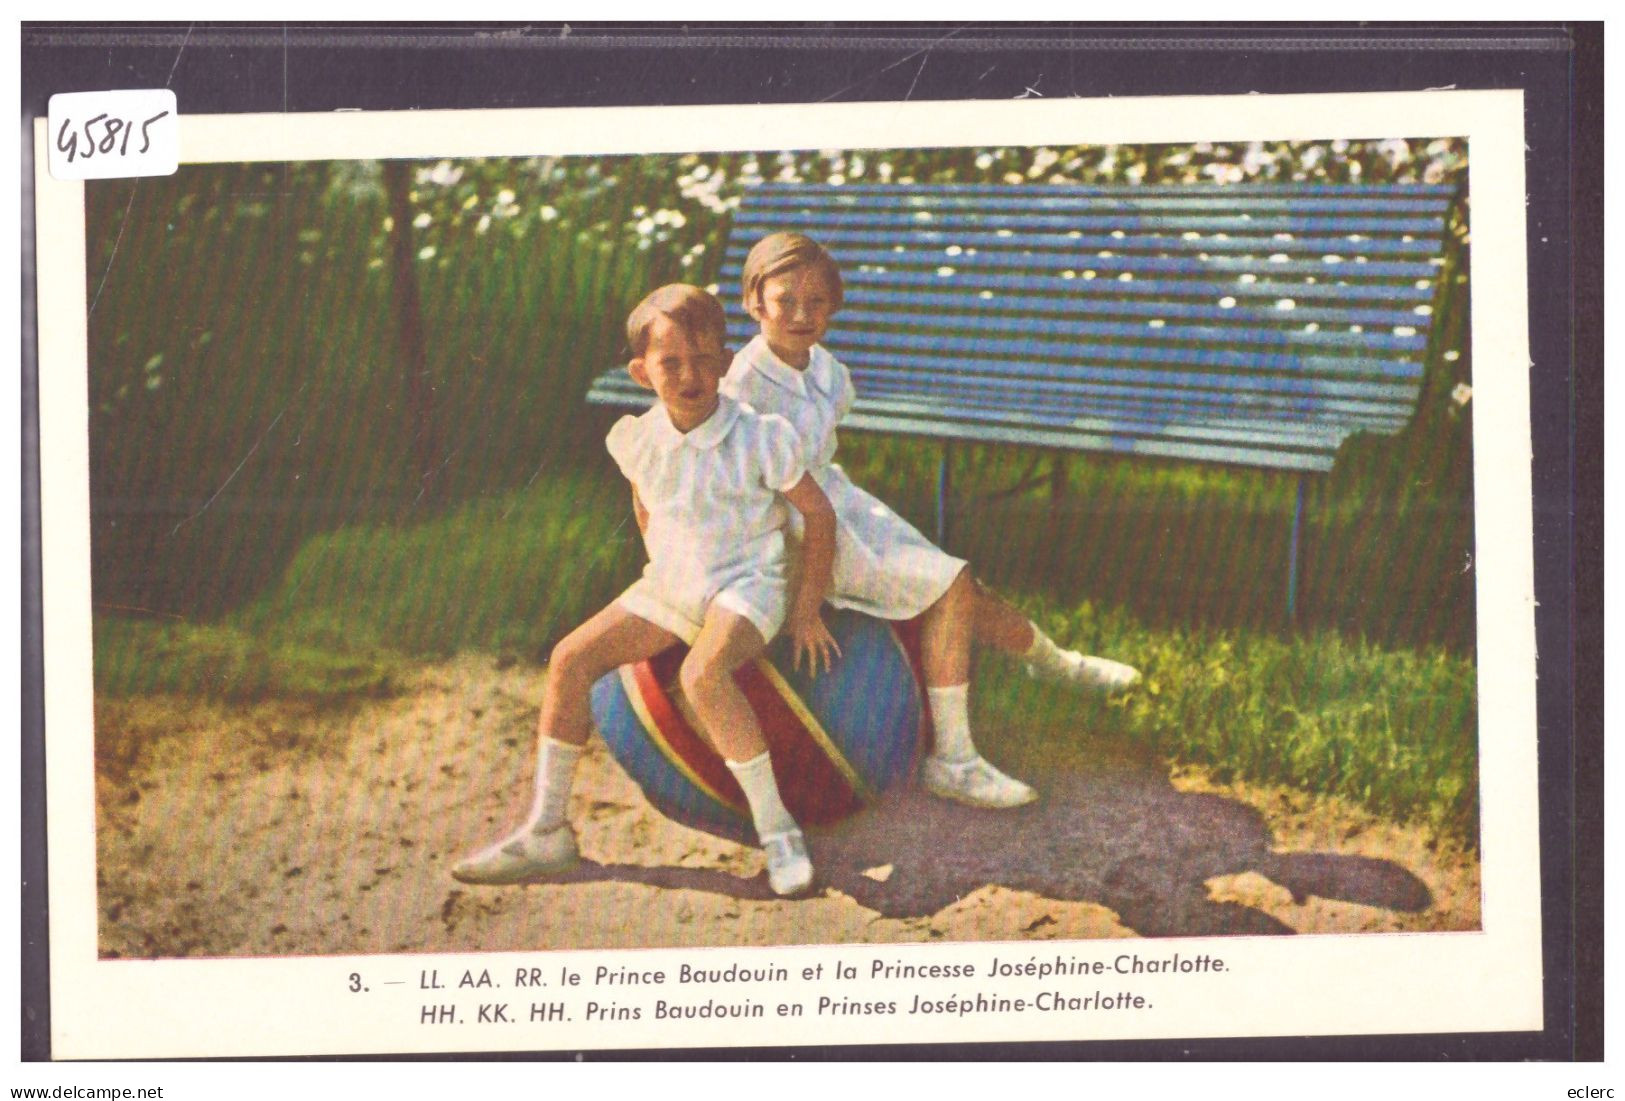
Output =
[
  {"x1": 476, "y1": 214, "x2": 491, "y2": 235},
  {"x1": 413, "y1": 212, "x2": 432, "y2": 228},
  {"x1": 418, "y1": 160, "x2": 463, "y2": 187},
  {"x1": 418, "y1": 245, "x2": 436, "y2": 260},
  {"x1": 1451, "y1": 383, "x2": 1472, "y2": 406},
  {"x1": 1377, "y1": 138, "x2": 1411, "y2": 166},
  {"x1": 975, "y1": 152, "x2": 994, "y2": 170},
  {"x1": 497, "y1": 189, "x2": 516, "y2": 206}
]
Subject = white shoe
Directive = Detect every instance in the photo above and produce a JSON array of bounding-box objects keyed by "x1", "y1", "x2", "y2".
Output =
[
  {"x1": 922, "y1": 755, "x2": 1038, "y2": 809},
  {"x1": 760, "y1": 829, "x2": 814, "y2": 896},
  {"x1": 452, "y1": 823, "x2": 580, "y2": 885},
  {"x1": 1029, "y1": 651, "x2": 1141, "y2": 693}
]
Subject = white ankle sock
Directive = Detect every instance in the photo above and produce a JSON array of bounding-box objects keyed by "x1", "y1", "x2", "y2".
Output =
[
  {"x1": 1022, "y1": 625, "x2": 1075, "y2": 676},
  {"x1": 726, "y1": 751, "x2": 798, "y2": 839},
  {"x1": 926, "y1": 683, "x2": 976, "y2": 763},
  {"x1": 525, "y1": 737, "x2": 583, "y2": 834}
]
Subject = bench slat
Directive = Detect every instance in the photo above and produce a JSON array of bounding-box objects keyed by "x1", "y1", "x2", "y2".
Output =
[
  {"x1": 721, "y1": 263, "x2": 1440, "y2": 304},
  {"x1": 829, "y1": 348, "x2": 1424, "y2": 402},
  {"x1": 733, "y1": 209, "x2": 1449, "y2": 236},
  {"x1": 746, "y1": 185, "x2": 1454, "y2": 213},
  {"x1": 844, "y1": 363, "x2": 1418, "y2": 417},
  {"x1": 732, "y1": 226, "x2": 1448, "y2": 258},
  {"x1": 834, "y1": 306, "x2": 1431, "y2": 352},
  {"x1": 851, "y1": 375, "x2": 1414, "y2": 431},
  {"x1": 724, "y1": 324, "x2": 1424, "y2": 383},
  {"x1": 842, "y1": 287, "x2": 1438, "y2": 330},
  {"x1": 586, "y1": 368, "x2": 1416, "y2": 428},
  {"x1": 801, "y1": 246, "x2": 1440, "y2": 281},
  {"x1": 750, "y1": 181, "x2": 1457, "y2": 198}
]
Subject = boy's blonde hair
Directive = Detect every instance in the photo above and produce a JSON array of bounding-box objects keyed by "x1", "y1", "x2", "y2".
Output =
[
  {"x1": 740, "y1": 232, "x2": 845, "y2": 313},
  {"x1": 625, "y1": 284, "x2": 729, "y2": 357}
]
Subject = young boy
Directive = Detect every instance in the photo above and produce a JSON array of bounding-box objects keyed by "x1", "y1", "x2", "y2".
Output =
[{"x1": 453, "y1": 284, "x2": 840, "y2": 896}]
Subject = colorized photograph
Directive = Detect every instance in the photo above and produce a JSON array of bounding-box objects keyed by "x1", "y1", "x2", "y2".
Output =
[{"x1": 85, "y1": 137, "x2": 1480, "y2": 961}]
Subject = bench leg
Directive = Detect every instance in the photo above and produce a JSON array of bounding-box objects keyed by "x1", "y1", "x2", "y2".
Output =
[
  {"x1": 1286, "y1": 474, "x2": 1306, "y2": 624},
  {"x1": 936, "y1": 443, "x2": 952, "y2": 550}
]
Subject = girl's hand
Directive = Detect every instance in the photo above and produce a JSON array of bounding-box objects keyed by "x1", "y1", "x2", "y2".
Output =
[{"x1": 788, "y1": 606, "x2": 842, "y2": 678}]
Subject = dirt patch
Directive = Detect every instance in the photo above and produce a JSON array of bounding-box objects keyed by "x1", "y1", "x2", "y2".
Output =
[{"x1": 94, "y1": 655, "x2": 1478, "y2": 959}]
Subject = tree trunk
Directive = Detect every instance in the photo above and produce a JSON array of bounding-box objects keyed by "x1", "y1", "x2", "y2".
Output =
[{"x1": 382, "y1": 160, "x2": 445, "y2": 509}]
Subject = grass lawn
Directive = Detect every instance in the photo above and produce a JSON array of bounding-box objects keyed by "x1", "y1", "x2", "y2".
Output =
[{"x1": 95, "y1": 461, "x2": 1480, "y2": 846}]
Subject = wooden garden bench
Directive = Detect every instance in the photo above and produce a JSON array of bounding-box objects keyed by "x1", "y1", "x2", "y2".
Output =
[{"x1": 587, "y1": 181, "x2": 1463, "y2": 617}]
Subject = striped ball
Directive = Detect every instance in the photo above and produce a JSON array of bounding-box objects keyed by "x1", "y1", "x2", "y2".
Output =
[{"x1": 590, "y1": 609, "x2": 928, "y2": 843}]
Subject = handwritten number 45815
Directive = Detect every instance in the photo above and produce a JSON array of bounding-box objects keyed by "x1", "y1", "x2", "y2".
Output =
[{"x1": 56, "y1": 110, "x2": 171, "y2": 163}]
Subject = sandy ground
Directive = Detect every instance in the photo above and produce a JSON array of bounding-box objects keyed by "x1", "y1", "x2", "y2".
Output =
[{"x1": 94, "y1": 655, "x2": 1480, "y2": 959}]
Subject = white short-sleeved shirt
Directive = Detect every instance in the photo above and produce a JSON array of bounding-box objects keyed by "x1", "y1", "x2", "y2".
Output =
[
  {"x1": 606, "y1": 394, "x2": 806, "y2": 644},
  {"x1": 723, "y1": 335, "x2": 965, "y2": 621}
]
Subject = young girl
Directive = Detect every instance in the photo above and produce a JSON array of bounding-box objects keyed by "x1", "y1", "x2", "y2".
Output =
[
  {"x1": 722, "y1": 233, "x2": 1140, "y2": 809},
  {"x1": 455, "y1": 284, "x2": 839, "y2": 895}
]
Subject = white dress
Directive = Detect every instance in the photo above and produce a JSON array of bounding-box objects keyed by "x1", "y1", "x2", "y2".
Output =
[
  {"x1": 722, "y1": 335, "x2": 966, "y2": 621},
  {"x1": 605, "y1": 394, "x2": 806, "y2": 645}
]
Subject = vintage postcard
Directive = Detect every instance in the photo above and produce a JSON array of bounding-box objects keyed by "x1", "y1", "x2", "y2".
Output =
[{"x1": 33, "y1": 89, "x2": 1538, "y2": 1059}]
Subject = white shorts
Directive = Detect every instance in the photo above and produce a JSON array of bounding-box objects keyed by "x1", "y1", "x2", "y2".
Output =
[{"x1": 616, "y1": 570, "x2": 787, "y2": 648}]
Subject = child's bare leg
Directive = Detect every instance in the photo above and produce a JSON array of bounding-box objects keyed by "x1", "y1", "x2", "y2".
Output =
[
  {"x1": 917, "y1": 570, "x2": 1037, "y2": 809},
  {"x1": 679, "y1": 605, "x2": 773, "y2": 761},
  {"x1": 919, "y1": 568, "x2": 975, "y2": 688},
  {"x1": 453, "y1": 604, "x2": 680, "y2": 885},
  {"x1": 681, "y1": 604, "x2": 813, "y2": 896},
  {"x1": 969, "y1": 578, "x2": 1140, "y2": 692},
  {"x1": 538, "y1": 603, "x2": 681, "y2": 747},
  {"x1": 969, "y1": 579, "x2": 1038, "y2": 654}
]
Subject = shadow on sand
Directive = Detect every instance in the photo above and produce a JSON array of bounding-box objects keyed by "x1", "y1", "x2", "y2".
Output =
[{"x1": 534, "y1": 763, "x2": 1432, "y2": 937}]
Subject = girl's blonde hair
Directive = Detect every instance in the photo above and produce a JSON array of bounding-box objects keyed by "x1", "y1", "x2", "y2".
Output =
[
  {"x1": 740, "y1": 232, "x2": 845, "y2": 313},
  {"x1": 625, "y1": 283, "x2": 728, "y2": 357}
]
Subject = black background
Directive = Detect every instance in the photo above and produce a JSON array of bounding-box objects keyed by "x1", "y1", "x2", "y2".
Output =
[{"x1": 20, "y1": 21, "x2": 1602, "y2": 1063}]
